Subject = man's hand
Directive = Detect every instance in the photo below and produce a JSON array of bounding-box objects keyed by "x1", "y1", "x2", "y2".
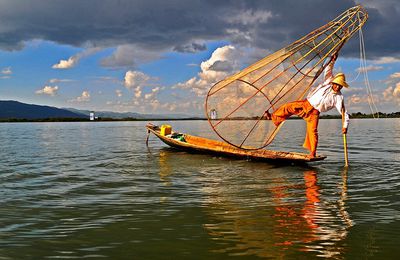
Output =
[{"x1": 342, "y1": 127, "x2": 347, "y2": 134}]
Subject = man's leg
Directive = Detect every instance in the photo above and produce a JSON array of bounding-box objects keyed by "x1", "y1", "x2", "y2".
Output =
[
  {"x1": 269, "y1": 100, "x2": 306, "y2": 126},
  {"x1": 303, "y1": 113, "x2": 319, "y2": 157}
]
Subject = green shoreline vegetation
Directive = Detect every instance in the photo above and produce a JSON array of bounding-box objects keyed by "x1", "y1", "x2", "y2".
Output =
[
  {"x1": 0, "y1": 117, "x2": 205, "y2": 122},
  {"x1": 0, "y1": 112, "x2": 399, "y2": 123}
]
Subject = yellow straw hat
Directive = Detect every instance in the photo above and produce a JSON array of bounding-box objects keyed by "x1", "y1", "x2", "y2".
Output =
[{"x1": 331, "y1": 73, "x2": 349, "y2": 88}]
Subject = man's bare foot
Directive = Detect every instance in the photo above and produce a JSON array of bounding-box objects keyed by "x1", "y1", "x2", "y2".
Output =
[
  {"x1": 307, "y1": 153, "x2": 316, "y2": 159},
  {"x1": 263, "y1": 110, "x2": 272, "y2": 120}
]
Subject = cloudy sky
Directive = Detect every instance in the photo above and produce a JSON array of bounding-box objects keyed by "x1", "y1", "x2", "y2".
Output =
[{"x1": 0, "y1": 0, "x2": 399, "y2": 115}]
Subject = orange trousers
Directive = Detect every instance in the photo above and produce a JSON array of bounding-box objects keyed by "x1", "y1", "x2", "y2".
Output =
[{"x1": 271, "y1": 100, "x2": 320, "y2": 155}]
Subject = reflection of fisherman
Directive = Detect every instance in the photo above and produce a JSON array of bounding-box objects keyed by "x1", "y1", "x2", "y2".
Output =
[
  {"x1": 301, "y1": 169, "x2": 353, "y2": 256},
  {"x1": 264, "y1": 54, "x2": 350, "y2": 158}
]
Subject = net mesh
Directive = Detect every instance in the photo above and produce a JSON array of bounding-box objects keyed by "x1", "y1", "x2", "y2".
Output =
[{"x1": 205, "y1": 5, "x2": 368, "y2": 149}]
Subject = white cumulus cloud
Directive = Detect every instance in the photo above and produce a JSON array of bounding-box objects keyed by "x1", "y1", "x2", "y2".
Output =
[
  {"x1": 115, "y1": 89, "x2": 123, "y2": 97},
  {"x1": 124, "y1": 70, "x2": 160, "y2": 100},
  {"x1": 374, "y1": 57, "x2": 400, "y2": 65},
  {"x1": 69, "y1": 91, "x2": 91, "y2": 102},
  {"x1": 144, "y1": 87, "x2": 161, "y2": 100},
  {"x1": 394, "y1": 84, "x2": 400, "y2": 99},
  {"x1": 1, "y1": 67, "x2": 12, "y2": 79},
  {"x1": 77, "y1": 91, "x2": 90, "y2": 102},
  {"x1": 389, "y1": 72, "x2": 400, "y2": 79},
  {"x1": 134, "y1": 87, "x2": 142, "y2": 98},
  {"x1": 383, "y1": 82, "x2": 400, "y2": 104},
  {"x1": 173, "y1": 45, "x2": 243, "y2": 96},
  {"x1": 52, "y1": 57, "x2": 77, "y2": 69},
  {"x1": 52, "y1": 47, "x2": 101, "y2": 69},
  {"x1": 124, "y1": 70, "x2": 150, "y2": 89},
  {"x1": 356, "y1": 65, "x2": 384, "y2": 73},
  {"x1": 2, "y1": 67, "x2": 12, "y2": 75},
  {"x1": 49, "y1": 78, "x2": 74, "y2": 83},
  {"x1": 35, "y1": 85, "x2": 59, "y2": 96}
]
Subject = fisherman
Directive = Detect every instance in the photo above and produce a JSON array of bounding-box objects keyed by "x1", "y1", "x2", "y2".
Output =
[{"x1": 264, "y1": 53, "x2": 349, "y2": 158}]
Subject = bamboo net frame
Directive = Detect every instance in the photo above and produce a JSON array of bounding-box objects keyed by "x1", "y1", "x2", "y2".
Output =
[{"x1": 205, "y1": 5, "x2": 368, "y2": 150}]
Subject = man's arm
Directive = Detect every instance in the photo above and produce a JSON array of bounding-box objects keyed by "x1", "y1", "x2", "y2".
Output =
[
  {"x1": 324, "y1": 53, "x2": 337, "y2": 81},
  {"x1": 307, "y1": 54, "x2": 338, "y2": 99},
  {"x1": 336, "y1": 96, "x2": 349, "y2": 134}
]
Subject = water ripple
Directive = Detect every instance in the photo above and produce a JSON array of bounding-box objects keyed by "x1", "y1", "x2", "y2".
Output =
[{"x1": 0, "y1": 120, "x2": 399, "y2": 259}]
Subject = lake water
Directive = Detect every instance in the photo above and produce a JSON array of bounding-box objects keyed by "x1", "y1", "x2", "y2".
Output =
[{"x1": 0, "y1": 119, "x2": 399, "y2": 259}]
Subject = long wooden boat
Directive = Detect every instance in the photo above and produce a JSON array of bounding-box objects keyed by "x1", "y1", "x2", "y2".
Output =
[{"x1": 146, "y1": 123, "x2": 326, "y2": 163}]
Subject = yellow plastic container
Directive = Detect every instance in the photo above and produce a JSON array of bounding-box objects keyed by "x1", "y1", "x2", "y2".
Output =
[{"x1": 160, "y1": 125, "x2": 172, "y2": 136}]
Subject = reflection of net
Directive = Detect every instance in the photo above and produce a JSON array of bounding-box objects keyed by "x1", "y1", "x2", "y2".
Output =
[{"x1": 206, "y1": 5, "x2": 368, "y2": 150}]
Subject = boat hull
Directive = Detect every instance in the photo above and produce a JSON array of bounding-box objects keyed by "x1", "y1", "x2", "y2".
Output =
[{"x1": 146, "y1": 123, "x2": 326, "y2": 163}]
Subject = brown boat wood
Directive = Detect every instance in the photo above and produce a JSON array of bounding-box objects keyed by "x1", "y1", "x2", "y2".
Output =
[{"x1": 146, "y1": 123, "x2": 326, "y2": 163}]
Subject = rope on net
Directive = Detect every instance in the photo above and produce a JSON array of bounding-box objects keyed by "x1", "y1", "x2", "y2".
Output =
[{"x1": 347, "y1": 28, "x2": 380, "y2": 118}]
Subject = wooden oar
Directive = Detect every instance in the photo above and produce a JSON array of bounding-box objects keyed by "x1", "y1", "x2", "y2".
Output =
[
  {"x1": 341, "y1": 106, "x2": 349, "y2": 167},
  {"x1": 343, "y1": 133, "x2": 349, "y2": 167}
]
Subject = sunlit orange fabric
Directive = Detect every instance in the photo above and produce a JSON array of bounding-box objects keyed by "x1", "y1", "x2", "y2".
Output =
[
  {"x1": 302, "y1": 171, "x2": 320, "y2": 233},
  {"x1": 271, "y1": 100, "x2": 320, "y2": 155}
]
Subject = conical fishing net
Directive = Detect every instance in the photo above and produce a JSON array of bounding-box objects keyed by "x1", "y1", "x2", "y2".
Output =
[{"x1": 205, "y1": 5, "x2": 368, "y2": 149}]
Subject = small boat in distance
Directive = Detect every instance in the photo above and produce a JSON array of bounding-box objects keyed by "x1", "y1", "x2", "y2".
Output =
[{"x1": 146, "y1": 123, "x2": 326, "y2": 163}]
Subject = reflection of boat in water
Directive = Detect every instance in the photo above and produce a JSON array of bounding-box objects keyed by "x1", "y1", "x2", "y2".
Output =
[
  {"x1": 201, "y1": 167, "x2": 353, "y2": 258},
  {"x1": 300, "y1": 168, "x2": 353, "y2": 258},
  {"x1": 146, "y1": 123, "x2": 326, "y2": 163},
  {"x1": 153, "y1": 144, "x2": 353, "y2": 258}
]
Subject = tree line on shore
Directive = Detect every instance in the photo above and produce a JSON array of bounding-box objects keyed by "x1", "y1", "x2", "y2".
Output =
[
  {"x1": 0, "y1": 112, "x2": 399, "y2": 122},
  {"x1": 321, "y1": 111, "x2": 400, "y2": 119}
]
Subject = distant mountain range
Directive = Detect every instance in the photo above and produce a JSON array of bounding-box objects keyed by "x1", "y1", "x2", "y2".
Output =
[
  {"x1": 0, "y1": 100, "x2": 86, "y2": 119},
  {"x1": 64, "y1": 108, "x2": 194, "y2": 119},
  {"x1": 0, "y1": 100, "x2": 198, "y2": 120}
]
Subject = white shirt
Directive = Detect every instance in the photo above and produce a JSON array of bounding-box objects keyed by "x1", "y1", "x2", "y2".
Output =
[{"x1": 307, "y1": 61, "x2": 349, "y2": 128}]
